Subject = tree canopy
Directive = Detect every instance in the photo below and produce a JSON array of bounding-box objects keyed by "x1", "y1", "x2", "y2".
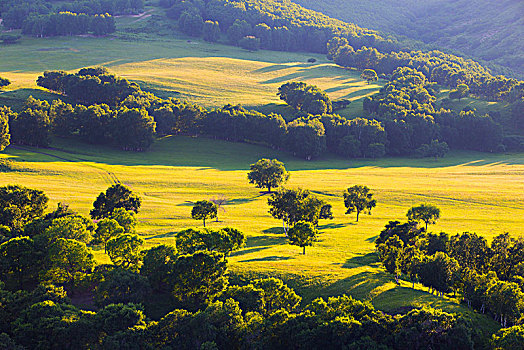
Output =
[
  {"x1": 247, "y1": 158, "x2": 290, "y2": 193},
  {"x1": 343, "y1": 185, "x2": 377, "y2": 222}
]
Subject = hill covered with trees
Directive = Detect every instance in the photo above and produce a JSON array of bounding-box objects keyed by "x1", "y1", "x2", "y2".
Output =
[{"x1": 293, "y1": 0, "x2": 524, "y2": 78}]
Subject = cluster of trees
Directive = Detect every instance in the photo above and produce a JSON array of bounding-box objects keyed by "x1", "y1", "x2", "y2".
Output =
[
  {"x1": 4, "y1": 67, "x2": 515, "y2": 158},
  {"x1": 37, "y1": 68, "x2": 140, "y2": 106},
  {"x1": 0, "y1": 0, "x2": 142, "y2": 32},
  {"x1": 160, "y1": 0, "x2": 397, "y2": 53},
  {"x1": 329, "y1": 38, "x2": 524, "y2": 103},
  {"x1": 161, "y1": 0, "x2": 523, "y2": 108},
  {"x1": 376, "y1": 206, "x2": 524, "y2": 329},
  {"x1": 21, "y1": 11, "x2": 115, "y2": 37},
  {"x1": 278, "y1": 82, "x2": 332, "y2": 115},
  {"x1": 363, "y1": 67, "x2": 504, "y2": 154},
  {"x1": 2, "y1": 96, "x2": 156, "y2": 151},
  {"x1": 3, "y1": 185, "x2": 512, "y2": 349}
]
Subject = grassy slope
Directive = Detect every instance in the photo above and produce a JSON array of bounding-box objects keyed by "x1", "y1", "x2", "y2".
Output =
[
  {"x1": 0, "y1": 32, "x2": 380, "y2": 117},
  {"x1": 1, "y1": 136, "x2": 522, "y2": 331}
]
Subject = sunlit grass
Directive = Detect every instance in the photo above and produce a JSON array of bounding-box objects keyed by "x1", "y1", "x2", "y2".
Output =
[{"x1": 1, "y1": 136, "x2": 522, "y2": 327}]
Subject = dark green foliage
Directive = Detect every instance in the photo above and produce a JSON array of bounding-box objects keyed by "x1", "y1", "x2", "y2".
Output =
[
  {"x1": 202, "y1": 20, "x2": 220, "y2": 42},
  {"x1": 375, "y1": 220, "x2": 423, "y2": 246},
  {"x1": 0, "y1": 77, "x2": 11, "y2": 88},
  {"x1": 22, "y1": 12, "x2": 115, "y2": 37},
  {"x1": 321, "y1": 115, "x2": 387, "y2": 158},
  {"x1": 106, "y1": 234, "x2": 144, "y2": 270},
  {"x1": 9, "y1": 103, "x2": 51, "y2": 147},
  {"x1": 288, "y1": 221, "x2": 317, "y2": 254},
  {"x1": 179, "y1": 10, "x2": 203, "y2": 36},
  {"x1": 0, "y1": 185, "x2": 48, "y2": 233},
  {"x1": 0, "y1": 107, "x2": 12, "y2": 151},
  {"x1": 93, "y1": 218, "x2": 125, "y2": 251},
  {"x1": 361, "y1": 69, "x2": 378, "y2": 84},
  {"x1": 395, "y1": 307, "x2": 474, "y2": 349},
  {"x1": 417, "y1": 252, "x2": 460, "y2": 294},
  {"x1": 12, "y1": 300, "x2": 95, "y2": 350},
  {"x1": 44, "y1": 216, "x2": 93, "y2": 244},
  {"x1": 227, "y1": 19, "x2": 252, "y2": 45},
  {"x1": 44, "y1": 238, "x2": 95, "y2": 287},
  {"x1": 252, "y1": 277, "x2": 301, "y2": 314},
  {"x1": 0, "y1": 237, "x2": 40, "y2": 291},
  {"x1": 406, "y1": 204, "x2": 440, "y2": 231},
  {"x1": 191, "y1": 200, "x2": 217, "y2": 227},
  {"x1": 202, "y1": 104, "x2": 287, "y2": 148},
  {"x1": 220, "y1": 284, "x2": 265, "y2": 314},
  {"x1": 278, "y1": 82, "x2": 332, "y2": 115},
  {"x1": 268, "y1": 188, "x2": 330, "y2": 232},
  {"x1": 90, "y1": 184, "x2": 142, "y2": 219},
  {"x1": 94, "y1": 268, "x2": 151, "y2": 307},
  {"x1": 415, "y1": 140, "x2": 449, "y2": 159},
  {"x1": 167, "y1": 250, "x2": 228, "y2": 310},
  {"x1": 343, "y1": 185, "x2": 376, "y2": 222},
  {"x1": 176, "y1": 227, "x2": 246, "y2": 257},
  {"x1": 286, "y1": 118, "x2": 326, "y2": 160},
  {"x1": 448, "y1": 232, "x2": 491, "y2": 273},
  {"x1": 111, "y1": 107, "x2": 156, "y2": 151},
  {"x1": 37, "y1": 68, "x2": 140, "y2": 106},
  {"x1": 140, "y1": 244, "x2": 178, "y2": 292},
  {"x1": 239, "y1": 36, "x2": 261, "y2": 51},
  {"x1": 247, "y1": 158, "x2": 290, "y2": 193},
  {"x1": 491, "y1": 325, "x2": 524, "y2": 350}
]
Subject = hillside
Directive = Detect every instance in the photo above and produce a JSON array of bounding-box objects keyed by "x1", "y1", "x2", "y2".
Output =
[{"x1": 293, "y1": 0, "x2": 524, "y2": 77}]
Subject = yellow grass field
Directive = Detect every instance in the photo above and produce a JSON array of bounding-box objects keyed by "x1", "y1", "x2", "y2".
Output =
[{"x1": 1, "y1": 136, "x2": 522, "y2": 326}]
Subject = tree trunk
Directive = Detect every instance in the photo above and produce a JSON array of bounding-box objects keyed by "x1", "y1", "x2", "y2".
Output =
[
  {"x1": 425, "y1": 222, "x2": 428, "y2": 231},
  {"x1": 203, "y1": 219, "x2": 206, "y2": 227},
  {"x1": 356, "y1": 210, "x2": 360, "y2": 222},
  {"x1": 267, "y1": 185, "x2": 271, "y2": 193},
  {"x1": 303, "y1": 246, "x2": 306, "y2": 255}
]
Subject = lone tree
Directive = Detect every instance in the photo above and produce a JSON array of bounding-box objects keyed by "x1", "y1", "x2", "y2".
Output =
[
  {"x1": 191, "y1": 200, "x2": 217, "y2": 227},
  {"x1": 407, "y1": 204, "x2": 441, "y2": 231},
  {"x1": 288, "y1": 221, "x2": 317, "y2": 254},
  {"x1": 248, "y1": 158, "x2": 290, "y2": 193},
  {"x1": 90, "y1": 184, "x2": 141, "y2": 219},
  {"x1": 343, "y1": 185, "x2": 377, "y2": 222},
  {"x1": 361, "y1": 69, "x2": 378, "y2": 84}
]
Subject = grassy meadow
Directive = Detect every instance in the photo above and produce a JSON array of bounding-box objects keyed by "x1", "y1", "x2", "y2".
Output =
[
  {"x1": 0, "y1": 20, "x2": 520, "y2": 331},
  {"x1": 1, "y1": 136, "x2": 522, "y2": 329},
  {"x1": 0, "y1": 33, "x2": 380, "y2": 117}
]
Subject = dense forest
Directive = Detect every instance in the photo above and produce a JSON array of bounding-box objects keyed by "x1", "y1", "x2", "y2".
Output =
[{"x1": 293, "y1": 0, "x2": 524, "y2": 78}]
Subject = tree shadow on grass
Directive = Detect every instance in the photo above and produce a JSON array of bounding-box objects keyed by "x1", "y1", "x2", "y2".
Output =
[
  {"x1": 227, "y1": 193, "x2": 266, "y2": 205},
  {"x1": 342, "y1": 252, "x2": 380, "y2": 268},
  {"x1": 145, "y1": 231, "x2": 177, "y2": 240},
  {"x1": 366, "y1": 235, "x2": 378, "y2": 243},
  {"x1": 245, "y1": 233, "x2": 287, "y2": 248},
  {"x1": 240, "y1": 255, "x2": 294, "y2": 263},
  {"x1": 317, "y1": 222, "x2": 355, "y2": 230}
]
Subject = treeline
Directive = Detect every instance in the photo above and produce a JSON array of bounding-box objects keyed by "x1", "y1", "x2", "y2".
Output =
[
  {"x1": 362, "y1": 67, "x2": 508, "y2": 154},
  {"x1": 1, "y1": 183, "x2": 519, "y2": 349},
  {"x1": 376, "y1": 219, "x2": 524, "y2": 329},
  {"x1": 330, "y1": 38, "x2": 524, "y2": 103},
  {"x1": 0, "y1": 0, "x2": 142, "y2": 30},
  {"x1": 21, "y1": 11, "x2": 115, "y2": 37},
  {"x1": 161, "y1": 0, "x2": 398, "y2": 53},
  {"x1": 1, "y1": 68, "x2": 517, "y2": 157}
]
